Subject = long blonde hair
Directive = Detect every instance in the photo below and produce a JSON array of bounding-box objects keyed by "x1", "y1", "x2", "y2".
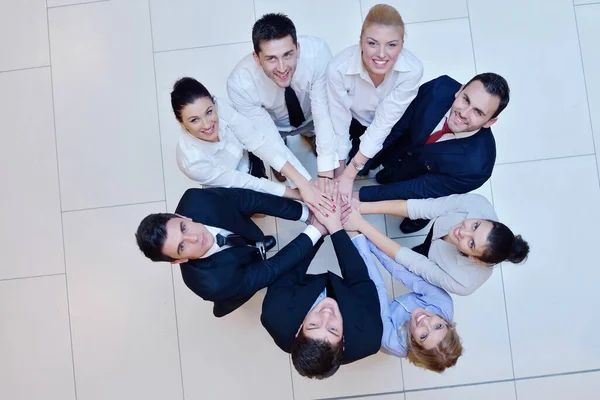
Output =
[{"x1": 361, "y1": 4, "x2": 405, "y2": 37}]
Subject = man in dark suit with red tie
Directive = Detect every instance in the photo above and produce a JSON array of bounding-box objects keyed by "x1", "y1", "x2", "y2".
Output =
[
  {"x1": 360, "y1": 73, "x2": 510, "y2": 234},
  {"x1": 135, "y1": 187, "x2": 324, "y2": 318}
]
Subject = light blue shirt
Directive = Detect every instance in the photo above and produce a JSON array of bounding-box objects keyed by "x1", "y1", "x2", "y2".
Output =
[{"x1": 353, "y1": 235, "x2": 454, "y2": 358}]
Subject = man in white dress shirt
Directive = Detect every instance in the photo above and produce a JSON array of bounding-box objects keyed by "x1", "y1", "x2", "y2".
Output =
[{"x1": 227, "y1": 13, "x2": 338, "y2": 189}]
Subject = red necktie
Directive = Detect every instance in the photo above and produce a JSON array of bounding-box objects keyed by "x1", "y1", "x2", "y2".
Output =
[{"x1": 425, "y1": 118, "x2": 453, "y2": 145}]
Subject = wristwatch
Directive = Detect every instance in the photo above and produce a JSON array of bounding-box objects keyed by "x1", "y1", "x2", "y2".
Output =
[{"x1": 351, "y1": 158, "x2": 365, "y2": 172}]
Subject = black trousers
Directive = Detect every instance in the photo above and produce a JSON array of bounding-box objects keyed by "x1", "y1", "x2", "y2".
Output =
[
  {"x1": 347, "y1": 118, "x2": 368, "y2": 162},
  {"x1": 248, "y1": 152, "x2": 267, "y2": 179}
]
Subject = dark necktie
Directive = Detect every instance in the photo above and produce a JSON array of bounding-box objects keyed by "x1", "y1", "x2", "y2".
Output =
[
  {"x1": 284, "y1": 86, "x2": 306, "y2": 128},
  {"x1": 325, "y1": 280, "x2": 337, "y2": 301},
  {"x1": 412, "y1": 223, "x2": 435, "y2": 257},
  {"x1": 216, "y1": 233, "x2": 254, "y2": 248},
  {"x1": 425, "y1": 118, "x2": 453, "y2": 144}
]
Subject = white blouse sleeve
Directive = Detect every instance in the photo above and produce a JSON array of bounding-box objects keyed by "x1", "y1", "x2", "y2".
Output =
[{"x1": 176, "y1": 143, "x2": 286, "y2": 197}]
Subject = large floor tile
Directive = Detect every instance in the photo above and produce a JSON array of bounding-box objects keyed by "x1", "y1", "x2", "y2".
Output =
[
  {"x1": 49, "y1": 0, "x2": 164, "y2": 211},
  {"x1": 254, "y1": 0, "x2": 362, "y2": 54},
  {"x1": 516, "y1": 371, "x2": 600, "y2": 399},
  {"x1": 172, "y1": 268, "x2": 293, "y2": 400},
  {"x1": 469, "y1": 0, "x2": 593, "y2": 164},
  {"x1": 0, "y1": 68, "x2": 64, "y2": 280},
  {"x1": 150, "y1": 0, "x2": 255, "y2": 52},
  {"x1": 0, "y1": 276, "x2": 75, "y2": 400},
  {"x1": 62, "y1": 202, "x2": 183, "y2": 400},
  {"x1": 361, "y1": 0, "x2": 468, "y2": 23},
  {"x1": 577, "y1": 3, "x2": 600, "y2": 177},
  {"x1": 407, "y1": 381, "x2": 516, "y2": 400},
  {"x1": 153, "y1": 42, "x2": 250, "y2": 210},
  {"x1": 0, "y1": 0, "x2": 49, "y2": 71},
  {"x1": 492, "y1": 156, "x2": 600, "y2": 377},
  {"x1": 291, "y1": 351, "x2": 403, "y2": 400},
  {"x1": 47, "y1": 0, "x2": 105, "y2": 7},
  {"x1": 346, "y1": 394, "x2": 404, "y2": 400},
  {"x1": 401, "y1": 270, "x2": 513, "y2": 389},
  {"x1": 403, "y1": 18, "x2": 475, "y2": 85}
]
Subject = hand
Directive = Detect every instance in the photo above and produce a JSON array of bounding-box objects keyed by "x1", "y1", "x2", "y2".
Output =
[
  {"x1": 336, "y1": 174, "x2": 355, "y2": 203},
  {"x1": 308, "y1": 210, "x2": 328, "y2": 236},
  {"x1": 333, "y1": 161, "x2": 345, "y2": 179},
  {"x1": 342, "y1": 202, "x2": 365, "y2": 232},
  {"x1": 350, "y1": 191, "x2": 361, "y2": 211},
  {"x1": 317, "y1": 172, "x2": 334, "y2": 197},
  {"x1": 299, "y1": 180, "x2": 334, "y2": 217},
  {"x1": 310, "y1": 182, "x2": 343, "y2": 234}
]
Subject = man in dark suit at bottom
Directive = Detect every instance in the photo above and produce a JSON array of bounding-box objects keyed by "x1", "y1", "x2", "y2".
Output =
[
  {"x1": 361, "y1": 73, "x2": 510, "y2": 234},
  {"x1": 261, "y1": 196, "x2": 383, "y2": 379},
  {"x1": 135, "y1": 187, "x2": 324, "y2": 318}
]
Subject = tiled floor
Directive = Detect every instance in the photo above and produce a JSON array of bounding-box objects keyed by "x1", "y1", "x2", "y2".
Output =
[{"x1": 1, "y1": 0, "x2": 600, "y2": 399}]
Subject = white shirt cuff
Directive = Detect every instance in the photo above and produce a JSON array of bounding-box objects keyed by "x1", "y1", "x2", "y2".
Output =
[
  {"x1": 269, "y1": 153, "x2": 287, "y2": 172},
  {"x1": 358, "y1": 132, "x2": 382, "y2": 159},
  {"x1": 317, "y1": 153, "x2": 340, "y2": 173},
  {"x1": 299, "y1": 204, "x2": 310, "y2": 223},
  {"x1": 303, "y1": 225, "x2": 322, "y2": 245}
]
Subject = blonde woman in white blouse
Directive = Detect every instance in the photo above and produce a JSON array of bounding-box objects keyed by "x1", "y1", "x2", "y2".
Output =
[
  {"x1": 328, "y1": 4, "x2": 424, "y2": 200},
  {"x1": 172, "y1": 77, "x2": 333, "y2": 214},
  {"x1": 344, "y1": 193, "x2": 530, "y2": 295}
]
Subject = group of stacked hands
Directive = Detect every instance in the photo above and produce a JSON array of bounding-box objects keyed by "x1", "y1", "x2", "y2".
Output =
[{"x1": 134, "y1": 5, "x2": 530, "y2": 380}]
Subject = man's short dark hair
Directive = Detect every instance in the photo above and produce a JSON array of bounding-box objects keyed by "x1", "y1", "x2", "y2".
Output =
[
  {"x1": 463, "y1": 72, "x2": 510, "y2": 119},
  {"x1": 252, "y1": 13, "x2": 297, "y2": 54},
  {"x1": 135, "y1": 213, "x2": 178, "y2": 262},
  {"x1": 291, "y1": 330, "x2": 343, "y2": 379}
]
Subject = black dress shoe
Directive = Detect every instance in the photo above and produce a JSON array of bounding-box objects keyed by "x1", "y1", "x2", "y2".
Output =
[
  {"x1": 263, "y1": 235, "x2": 277, "y2": 252},
  {"x1": 400, "y1": 218, "x2": 430, "y2": 234}
]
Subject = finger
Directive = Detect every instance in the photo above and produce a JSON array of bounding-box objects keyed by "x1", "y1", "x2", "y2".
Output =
[
  {"x1": 341, "y1": 215, "x2": 349, "y2": 225},
  {"x1": 317, "y1": 204, "x2": 329, "y2": 218},
  {"x1": 319, "y1": 195, "x2": 334, "y2": 211}
]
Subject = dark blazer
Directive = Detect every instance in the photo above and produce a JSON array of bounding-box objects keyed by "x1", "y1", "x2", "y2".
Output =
[
  {"x1": 175, "y1": 188, "x2": 314, "y2": 318},
  {"x1": 261, "y1": 231, "x2": 383, "y2": 364},
  {"x1": 360, "y1": 75, "x2": 496, "y2": 201}
]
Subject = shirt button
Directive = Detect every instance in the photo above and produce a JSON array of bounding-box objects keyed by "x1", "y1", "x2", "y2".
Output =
[
  {"x1": 426, "y1": 165, "x2": 431, "y2": 171},
  {"x1": 407, "y1": 151, "x2": 412, "y2": 156}
]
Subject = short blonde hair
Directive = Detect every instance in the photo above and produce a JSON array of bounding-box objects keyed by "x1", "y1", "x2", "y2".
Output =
[
  {"x1": 404, "y1": 316, "x2": 463, "y2": 373},
  {"x1": 361, "y1": 4, "x2": 405, "y2": 37}
]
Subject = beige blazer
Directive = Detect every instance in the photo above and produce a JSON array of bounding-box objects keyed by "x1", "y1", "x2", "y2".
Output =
[{"x1": 394, "y1": 194, "x2": 499, "y2": 295}]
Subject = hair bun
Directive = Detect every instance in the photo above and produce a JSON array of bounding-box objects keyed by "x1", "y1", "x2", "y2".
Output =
[{"x1": 508, "y1": 235, "x2": 529, "y2": 264}]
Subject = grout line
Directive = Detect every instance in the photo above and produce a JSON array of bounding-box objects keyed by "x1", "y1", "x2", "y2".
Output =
[
  {"x1": 358, "y1": 0, "x2": 363, "y2": 19},
  {"x1": 499, "y1": 265, "x2": 517, "y2": 381},
  {"x1": 317, "y1": 368, "x2": 600, "y2": 399},
  {"x1": 252, "y1": 0, "x2": 257, "y2": 20},
  {"x1": 0, "y1": 64, "x2": 51, "y2": 75},
  {"x1": 147, "y1": 2, "x2": 185, "y2": 399},
  {"x1": 47, "y1": 0, "x2": 109, "y2": 9},
  {"x1": 465, "y1": 0, "x2": 479, "y2": 73},
  {"x1": 574, "y1": 1, "x2": 600, "y2": 6},
  {"x1": 495, "y1": 153, "x2": 596, "y2": 167},
  {"x1": 45, "y1": 2, "x2": 78, "y2": 399},
  {"x1": 288, "y1": 355, "x2": 296, "y2": 400},
  {"x1": 572, "y1": 6, "x2": 600, "y2": 189},
  {"x1": 405, "y1": 15, "x2": 469, "y2": 26},
  {"x1": 0, "y1": 272, "x2": 65, "y2": 283},
  {"x1": 62, "y1": 199, "x2": 165, "y2": 213},
  {"x1": 513, "y1": 379, "x2": 519, "y2": 400},
  {"x1": 154, "y1": 40, "x2": 251, "y2": 55}
]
